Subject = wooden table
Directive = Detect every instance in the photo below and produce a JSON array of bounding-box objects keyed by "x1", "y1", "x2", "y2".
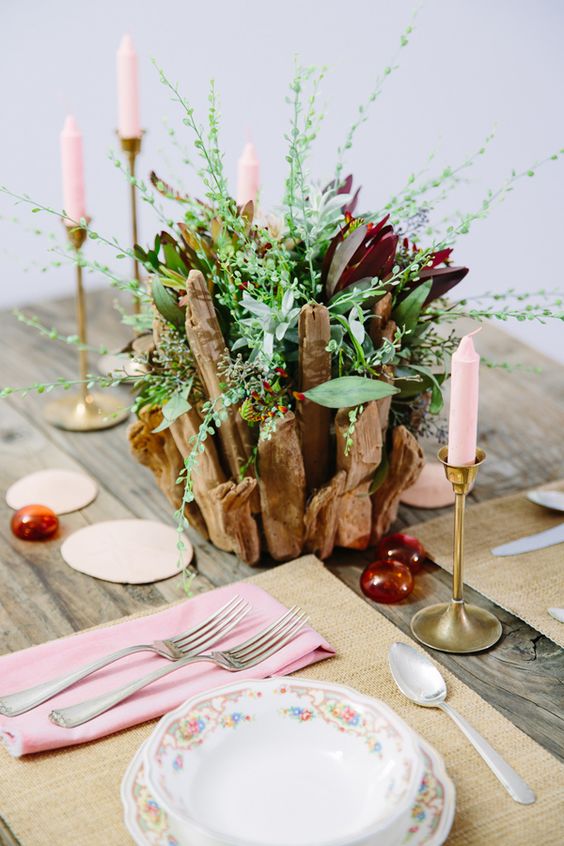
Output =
[{"x1": 0, "y1": 290, "x2": 563, "y2": 844}]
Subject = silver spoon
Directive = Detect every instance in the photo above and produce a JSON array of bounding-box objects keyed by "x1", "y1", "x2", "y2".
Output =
[
  {"x1": 388, "y1": 642, "x2": 536, "y2": 804},
  {"x1": 527, "y1": 489, "x2": 564, "y2": 512}
]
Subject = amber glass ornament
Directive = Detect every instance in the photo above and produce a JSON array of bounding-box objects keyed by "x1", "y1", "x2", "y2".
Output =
[
  {"x1": 11, "y1": 504, "x2": 59, "y2": 541},
  {"x1": 360, "y1": 559, "x2": 414, "y2": 604},
  {"x1": 377, "y1": 532, "x2": 426, "y2": 573}
]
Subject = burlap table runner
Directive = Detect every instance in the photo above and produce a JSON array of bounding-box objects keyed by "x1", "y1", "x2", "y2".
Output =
[
  {"x1": 412, "y1": 481, "x2": 564, "y2": 648},
  {"x1": 0, "y1": 556, "x2": 562, "y2": 845}
]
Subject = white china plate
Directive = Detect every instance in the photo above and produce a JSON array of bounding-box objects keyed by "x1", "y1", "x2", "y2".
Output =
[
  {"x1": 121, "y1": 680, "x2": 454, "y2": 846},
  {"x1": 143, "y1": 678, "x2": 424, "y2": 846},
  {"x1": 122, "y1": 735, "x2": 454, "y2": 846}
]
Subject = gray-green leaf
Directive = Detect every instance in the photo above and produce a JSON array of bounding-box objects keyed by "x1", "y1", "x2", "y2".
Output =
[
  {"x1": 392, "y1": 279, "x2": 432, "y2": 331},
  {"x1": 152, "y1": 386, "x2": 192, "y2": 432},
  {"x1": 152, "y1": 278, "x2": 186, "y2": 329},
  {"x1": 304, "y1": 376, "x2": 399, "y2": 408}
]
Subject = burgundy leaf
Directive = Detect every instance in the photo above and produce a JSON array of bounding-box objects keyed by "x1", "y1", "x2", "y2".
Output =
[
  {"x1": 366, "y1": 224, "x2": 394, "y2": 248},
  {"x1": 428, "y1": 247, "x2": 453, "y2": 268},
  {"x1": 321, "y1": 220, "x2": 352, "y2": 288},
  {"x1": 343, "y1": 185, "x2": 361, "y2": 215},
  {"x1": 339, "y1": 174, "x2": 354, "y2": 195},
  {"x1": 419, "y1": 265, "x2": 469, "y2": 304},
  {"x1": 326, "y1": 224, "x2": 369, "y2": 298},
  {"x1": 345, "y1": 218, "x2": 393, "y2": 272},
  {"x1": 337, "y1": 232, "x2": 398, "y2": 292}
]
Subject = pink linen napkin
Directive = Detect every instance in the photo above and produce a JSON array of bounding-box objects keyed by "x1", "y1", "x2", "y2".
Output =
[{"x1": 0, "y1": 582, "x2": 334, "y2": 757}]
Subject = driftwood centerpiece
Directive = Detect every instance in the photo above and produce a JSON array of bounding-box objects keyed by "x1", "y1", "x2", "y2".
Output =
[
  {"x1": 8, "y1": 57, "x2": 560, "y2": 576},
  {"x1": 129, "y1": 273, "x2": 424, "y2": 565}
]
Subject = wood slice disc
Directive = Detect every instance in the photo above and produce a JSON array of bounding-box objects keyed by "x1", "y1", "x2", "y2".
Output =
[
  {"x1": 400, "y1": 461, "x2": 455, "y2": 509},
  {"x1": 6, "y1": 469, "x2": 98, "y2": 515},
  {"x1": 60, "y1": 519, "x2": 193, "y2": 584}
]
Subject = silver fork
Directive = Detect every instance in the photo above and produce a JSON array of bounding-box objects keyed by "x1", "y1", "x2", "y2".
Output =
[
  {"x1": 0, "y1": 596, "x2": 250, "y2": 717},
  {"x1": 50, "y1": 606, "x2": 308, "y2": 729}
]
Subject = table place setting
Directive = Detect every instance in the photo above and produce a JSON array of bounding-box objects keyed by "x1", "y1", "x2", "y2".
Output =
[
  {"x1": 0, "y1": 584, "x2": 333, "y2": 757},
  {"x1": 0, "y1": 557, "x2": 562, "y2": 846}
]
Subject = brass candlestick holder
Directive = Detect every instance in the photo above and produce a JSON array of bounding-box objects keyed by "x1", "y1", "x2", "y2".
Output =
[
  {"x1": 410, "y1": 446, "x2": 502, "y2": 653},
  {"x1": 120, "y1": 134, "x2": 143, "y2": 315},
  {"x1": 43, "y1": 225, "x2": 130, "y2": 432}
]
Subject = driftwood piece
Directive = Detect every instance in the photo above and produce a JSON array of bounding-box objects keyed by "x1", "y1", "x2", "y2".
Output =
[
  {"x1": 381, "y1": 319, "x2": 397, "y2": 345},
  {"x1": 368, "y1": 295, "x2": 396, "y2": 435},
  {"x1": 211, "y1": 478, "x2": 261, "y2": 565},
  {"x1": 169, "y1": 411, "x2": 234, "y2": 551},
  {"x1": 304, "y1": 470, "x2": 346, "y2": 559},
  {"x1": 128, "y1": 407, "x2": 183, "y2": 508},
  {"x1": 297, "y1": 304, "x2": 332, "y2": 493},
  {"x1": 376, "y1": 365, "x2": 395, "y2": 436},
  {"x1": 335, "y1": 401, "x2": 382, "y2": 491},
  {"x1": 128, "y1": 408, "x2": 209, "y2": 539},
  {"x1": 369, "y1": 292, "x2": 393, "y2": 347},
  {"x1": 258, "y1": 412, "x2": 306, "y2": 561},
  {"x1": 182, "y1": 269, "x2": 250, "y2": 478},
  {"x1": 335, "y1": 481, "x2": 372, "y2": 550},
  {"x1": 370, "y1": 425, "x2": 424, "y2": 543}
]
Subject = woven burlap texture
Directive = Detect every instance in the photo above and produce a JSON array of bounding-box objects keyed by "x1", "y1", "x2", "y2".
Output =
[
  {"x1": 412, "y1": 481, "x2": 564, "y2": 648},
  {"x1": 0, "y1": 556, "x2": 562, "y2": 845}
]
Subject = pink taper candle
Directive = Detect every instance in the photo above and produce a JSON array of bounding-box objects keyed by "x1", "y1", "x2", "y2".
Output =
[
  {"x1": 117, "y1": 34, "x2": 141, "y2": 138},
  {"x1": 60, "y1": 116, "x2": 86, "y2": 223},
  {"x1": 236, "y1": 141, "x2": 260, "y2": 207},
  {"x1": 448, "y1": 328, "x2": 481, "y2": 466}
]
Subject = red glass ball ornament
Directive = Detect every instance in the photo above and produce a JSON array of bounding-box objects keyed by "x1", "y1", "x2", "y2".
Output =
[
  {"x1": 11, "y1": 504, "x2": 59, "y2": 541},
  {"x1": 360, "y1": 559, "x2": 415, "y2": 604},
  {"x1": 377, "y1": 532, "x2": 426, "y2": 573}
]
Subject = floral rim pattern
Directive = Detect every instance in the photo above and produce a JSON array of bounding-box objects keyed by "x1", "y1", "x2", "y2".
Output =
[
  {"x1": 123, "y1": 737, "x2": 453, "y2": 846},
  {"x1": 156, "y1": 682, "x2": 405, "y2": 759}
]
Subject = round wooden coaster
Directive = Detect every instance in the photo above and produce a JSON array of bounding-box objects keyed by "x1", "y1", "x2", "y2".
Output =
[
  {"x1": 400, "y1": 461, "x2": 456, "y2": 509},
  {"x1": 6, "y1": 469, "x2": 98, "y2": 515},
  {"x1": 60, "y1": 519, "x2": 193, "y2": 584}
]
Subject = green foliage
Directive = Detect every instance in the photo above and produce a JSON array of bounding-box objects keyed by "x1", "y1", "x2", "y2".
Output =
[
  {"x1": 369, "y1": 449, "x2": 389, "y2": 494},
  {"x1": 303, "y1": 376, "x2": 399, "y2": 408},
  {"x1": 392, "y1": 280, "x2": 432, "y2": 331},
  {"x1": 152, "y1": 278, "x2": 186, "y2": 328}
]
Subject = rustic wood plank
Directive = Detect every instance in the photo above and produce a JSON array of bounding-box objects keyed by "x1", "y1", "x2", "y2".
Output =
[{"x1": 0, "y1": 289, "x2": 563, "y2": 773}]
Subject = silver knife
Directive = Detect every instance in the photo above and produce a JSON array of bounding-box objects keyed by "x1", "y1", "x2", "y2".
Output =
[{"x1": 491, "y1": 523, "x2": 564, "y2": 556}]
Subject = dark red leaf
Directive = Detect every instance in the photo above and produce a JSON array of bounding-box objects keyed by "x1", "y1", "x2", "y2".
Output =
[
  {"x1": 337, "y1": 232, "x2": 398, "y2": 292},
  {"x1": 339, "y1": 174, "x2": 354, "y2": 195},
  {"x1": 326, "y1": 224, "x2": 369, "y2": 297},
  {"x1": 343, "y1": 185, "x2": 361, "y2": 215},
  {"x1": 419, "y1": 265, "x2": 469, "y2": 304},
  {"x1": 321, "y1": 220, "x2": 352, "y2": 287},
  {"x1": 428, "y1": 247, "x2": 453, "y2": 268}
]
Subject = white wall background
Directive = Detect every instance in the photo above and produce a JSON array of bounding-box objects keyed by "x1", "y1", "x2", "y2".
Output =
[{"x1": 1, "y1": 0, "x2": 563, "y2": 361}]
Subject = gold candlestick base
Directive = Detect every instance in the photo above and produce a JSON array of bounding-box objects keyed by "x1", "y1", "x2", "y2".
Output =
[
  {"x1": 411, "y1": 446, "x2": 502, "y2": 654},
  {"x1": 411, "y1": 599, "x2": 502, "y2": 654},
  {"x1": 43, "y1": 392, "x2": 129, "y2": 432}
]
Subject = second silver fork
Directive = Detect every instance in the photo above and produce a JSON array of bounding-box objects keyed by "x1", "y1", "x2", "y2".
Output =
[
  {"x1": 0, "y1": 595, "x2": 250, "y2": 716},
  {"x1": 50, "y1": 606, "x2": 308, "y2": 728}
]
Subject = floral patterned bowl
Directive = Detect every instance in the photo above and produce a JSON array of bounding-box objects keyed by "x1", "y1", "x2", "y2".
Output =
[{"x1": 142, "y1": 678, "x2": 425, "y2": 846}]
